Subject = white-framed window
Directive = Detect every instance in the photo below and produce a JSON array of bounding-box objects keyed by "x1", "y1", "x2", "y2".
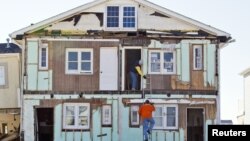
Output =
[
  {"x1": 130, "y1": 105, "x2": 140, "y2": 126},
  {"x1": 39, "y1": 43, "x2": 48, "y2": 70},
  {"x1": 105, "y1": 5, "x2": 137, "y2": 30},
  {"x1": 63, "y1": 103, "x2": 90, "y2": 130},
  {"x1": 0, "y1": 64, "x2": 8, "y2": 88},
  {"x1": 65, "y1": 48, "x2": 93, "y2": 74},
  {"x1": 149, "y1": 50, "x2": 176, "y2": 74},
  {"x1": 193, "y1": 45, "x2": 203, "y2": 70},
  {"x1": 153, "y1": 105, "x2": 178, "y2": 130},
  {"x1": 102, "y1": 105, "x2": 112, "y2": 126}
]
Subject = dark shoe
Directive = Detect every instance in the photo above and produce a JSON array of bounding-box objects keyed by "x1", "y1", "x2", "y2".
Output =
[
  {"x1": 144, "y1": 139, "x2": 148, "y2": 141},
  {"x1": 147, "y1": 130, "x2": 151, "y2": 134}
]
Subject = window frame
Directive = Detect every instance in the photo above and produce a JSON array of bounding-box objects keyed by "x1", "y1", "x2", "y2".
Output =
[
  {"x1": 193, "y1": 44, "x2": 203, "y2": 70},
  {"x1": 0, "y1": 63, "x2": 8, "y2": 88},
  {"x1": 105, "y1": 5, "x2": 137, "y2": 31},
  {"x1": 39, "y1": 43, "x2": 48, "y2": 70},
  {"x1": 153, "y1": 104, "x2": 178, "y2": 130},
  {"x1": 63, "y1": 103, "x2": 90, "y2": 130},
  {"x1": 130, "y1": 105, "x2": 140, "y2": 127},
  {"x1": 102, "y1": 104, "x2": 112, "y2": 127},
  {"x1": 65, "y1": 48, "x2": 93, "y2": 75},
  {"x1": 148, "y1": 50, "x2": 176, "y2": 74}
]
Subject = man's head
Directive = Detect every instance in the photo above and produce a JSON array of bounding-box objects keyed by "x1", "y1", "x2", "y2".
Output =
[{"x1": 145, "y1": 99, "x2": 150, "y2": 104}]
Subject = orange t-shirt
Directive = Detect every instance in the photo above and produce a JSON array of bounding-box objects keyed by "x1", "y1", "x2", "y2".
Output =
[{"x1": 138, "y1": 104, "x2": 155, "y2": 118}]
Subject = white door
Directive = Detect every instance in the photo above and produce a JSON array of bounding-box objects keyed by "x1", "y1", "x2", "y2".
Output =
[{"x1": 100, "y1": 47, "x2": 118, "y2": 90}]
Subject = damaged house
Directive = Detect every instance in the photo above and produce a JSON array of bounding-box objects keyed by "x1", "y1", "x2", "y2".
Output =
[{"x1": 10, "y1": 0, "x2": 232, "y2": 141}]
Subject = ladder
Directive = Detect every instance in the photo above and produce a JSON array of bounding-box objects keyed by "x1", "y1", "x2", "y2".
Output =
[{"x1": 142, "y1": 74, "x2": 152, "y2": 99}]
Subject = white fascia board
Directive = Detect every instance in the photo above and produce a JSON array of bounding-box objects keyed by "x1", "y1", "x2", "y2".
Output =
[
  {"x1": 135, "y1": 0, "x2": 231, "y2": 37},
  {"x1": 10, "y1": 0, "x2": 106, "y2": 38},
  {"x1": 239, "y1": 67, "x2": 250, "y2": 76}
]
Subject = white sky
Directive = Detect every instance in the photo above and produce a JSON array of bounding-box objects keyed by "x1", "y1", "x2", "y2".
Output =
[{"x1": 1, "y1": 0, "x2": 249, "y2": 123}]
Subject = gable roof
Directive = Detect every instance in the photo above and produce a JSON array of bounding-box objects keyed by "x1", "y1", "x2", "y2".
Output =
[
  {"x1": 0, "y1": 43, "x2": 21, "y2": 54},
  {"x1": 10, "y1": 0, "x2": 231, "y2": 40}
]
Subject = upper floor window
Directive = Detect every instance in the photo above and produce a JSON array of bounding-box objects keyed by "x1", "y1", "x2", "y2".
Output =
[
  {"x1": 66, "y1": 48, "x2": 93, "y2": 75},
  {"x1": 0, "y1": 63, "x2": 8, "y2": 88},
  {"x1": 149, "y1": 50, "x2": 176, "y2": 74},
  {"x1": 39, "y1": 43, "x2": 48, "y2": 70},
  {"x1": 193, "y1": 45, "x2": 203, "y2": 70},
  {"x1": 153, "y1": 105, "x2": 178, "y2": 130},
  {"x1": 106, "y1": 6, "x2": 136, "y2": 30},
  {"x1": 63, "y1": 103, "x2": 90, "y2": 130}
]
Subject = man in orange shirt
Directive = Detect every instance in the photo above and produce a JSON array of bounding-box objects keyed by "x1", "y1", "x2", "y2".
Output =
[{"x1": 138, "y1": 99, "x2": 155, "y2": 141}]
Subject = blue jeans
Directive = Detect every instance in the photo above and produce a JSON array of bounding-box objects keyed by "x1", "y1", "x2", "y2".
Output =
[
  {"x1": 130, "y1": 71, "x2": 138, "y2": 90},
  {"x1": 143, "y1": 118, "x2": 155, "y2": 140}
]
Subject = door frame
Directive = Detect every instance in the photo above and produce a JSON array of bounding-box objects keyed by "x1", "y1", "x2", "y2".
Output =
[
  {"x1": 121, "y1": 47, "x2": 142, "y2": 90},
  {"x1": 186, "y1": 107, "x2": 205, "y2": 141}
]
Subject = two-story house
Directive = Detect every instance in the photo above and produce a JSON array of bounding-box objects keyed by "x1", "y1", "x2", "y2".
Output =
[
  {"x1": 10, "y1": 0, "x2": 231, "y2": 141},
  {"x1": 239, "y1": 67, "x2": 250, "y2": 124},
  {"x1": 0, "y1": 40, "x2": 21, "y2": 140}
]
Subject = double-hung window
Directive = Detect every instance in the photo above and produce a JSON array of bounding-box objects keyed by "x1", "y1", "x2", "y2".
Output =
[
  {"x1": 39, "y1": 43, "x2": 48, "y2": 70},
  {"x1": 0, "y1": 63, "x2": 7, "y2": 88},
  {"x1": 153, "y1": 105, "x2": 178, "y2": 130},
  {"x1": 66, "y1": 48, "x2": 93, "y2": 74},
  {"x1": 149, "y1": 50, "x2": 176, "y2": 74},
  {"x1": 106, "y1": 6, "x2": 136, "y2": 30},
  {"x1": 193, "y1": 45, "x2": 203, "y2": 70},
  {"x1": 63, "y1": 103, "x2": 90, "y2": 130}
]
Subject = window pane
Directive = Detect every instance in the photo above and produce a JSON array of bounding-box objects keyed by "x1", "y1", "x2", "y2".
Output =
[
  {"x1": 78, "y1": 106, "x2": 88, "y2": 126},
  {"x1": 151, "y1": 52, "x2": 160, "y2": 72},
  {"x1": 123, "y1": 7, "x2": 135, "y2": 28},
  {"x1": 0, "y1": 66, "x2": 5, "y2": 85},
  {"x1": 154, "y1": 117, "x2": 163, "y2": 127},
  {"x1": 81, "y1": 62, "x2": 91, "y2": 71},
  {"x1": 166, "y1": 107, "x2": 176, "y2": 127},
  {"x1": 164, "y1": 52, "x2": 174, "y2": 72},
  {"x1": 107, "y1": 6, "x2": 119, "y2": 27},
  {"x1": 68, "y1": 62, "x2": 78, "y2": 70},
  {"x1": 154, "y1": 107, "x2": 163, "y2": 116},
  {"x1": 81, "y1": 52, "x2": 91, "y2": 60},
  {"x1": 41, "y1": 48, "x2": 47, "y2": 67},
  {"x1": 132, "y1": 111, "x2": 138, "y2": 122},
  {"x1": 66, "y1": 106, "x2": 75, "y2": 126},
  {"x1": 68, "y1": 52, "x2": 78, "y2": 61}
]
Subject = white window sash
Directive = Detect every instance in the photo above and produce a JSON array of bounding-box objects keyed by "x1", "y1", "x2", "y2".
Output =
[
  {"x1": 130, "y1": 105, "x2": 140, "y2": 126},
  {"x1": 153, "y1": 105, "x2": 178, "y2": 130},
  {"x1": 105, "y1": 5, "x2": 137, "y2": 31},
  {"x1": 149, "y1": 50, "x2": 176, "y2": 74},
  {"x1": 39, "y1": 43, "x2": 48, "y2": 70},
  {"x1": 193, "y1": 45, "x2": 203, "y2": 70},
  {"x1": 102, "y1": 105, "x2": 112, "y2": 126},
  {"x1": 63, "y1": 103, "x2": 90, "y2": 129},
  {"x1": 66, "y1": 48, "x2": 93, "y2": 75}
]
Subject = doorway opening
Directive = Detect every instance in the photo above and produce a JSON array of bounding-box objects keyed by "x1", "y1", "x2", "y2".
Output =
[
  {"x1": 35, "y1": 108, "x2": 54, "y2": 141},
  {"x1": 124, "y1": 49, "x2": 141, "y2": 90},
  {"x1": 187, "y1": 108, "x2": 204, "y2": 141}
]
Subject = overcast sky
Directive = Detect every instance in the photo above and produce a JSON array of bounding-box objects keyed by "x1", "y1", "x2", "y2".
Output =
[{"x1": 1, "y1": 0, "x2": 249, "y2": 123}]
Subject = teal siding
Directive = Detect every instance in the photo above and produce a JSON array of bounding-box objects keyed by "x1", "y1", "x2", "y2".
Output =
[
  {"x1": 27, "y1": 65, "x2": 37, "y2": 90},
  {"x1": 38, "y1": 71, "x2": 49, "y2": 90},
  {"x1": 180, "y1": 42, "x2": 190, "y2": 82},
  {"x1": 176, "y1": 44, "x2": 181, "y2": 77},
  {"x1": 92, "y1": 107, "x2": 101, "y2": 141},
  {"x1": 207, "y1": 44, "x2": 216, "y2": 87},
  {"x1": 27, "y1": 41, "x2": 38, "y2": 64}
]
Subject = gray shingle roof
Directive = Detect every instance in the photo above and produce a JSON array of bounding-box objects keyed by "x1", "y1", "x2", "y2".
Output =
[{"x1": 0, "y1": 43, "x2": 21, "y2": 53}]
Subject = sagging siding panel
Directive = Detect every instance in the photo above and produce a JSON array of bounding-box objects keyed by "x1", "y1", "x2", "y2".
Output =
[
  {"x1": 206, "y1": 44, "x2": 216, "y2": 87},
  {"x1": 52, "y1": 41, "x2": 119, "y2": 92},
  {"x1": 27, "y1": 41, "x2": 38, "y2": 90}
]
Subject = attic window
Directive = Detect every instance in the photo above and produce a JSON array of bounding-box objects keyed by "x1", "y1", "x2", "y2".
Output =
[{"x1": 106, "y1": 6, "x2": 137, "y2": 30}]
